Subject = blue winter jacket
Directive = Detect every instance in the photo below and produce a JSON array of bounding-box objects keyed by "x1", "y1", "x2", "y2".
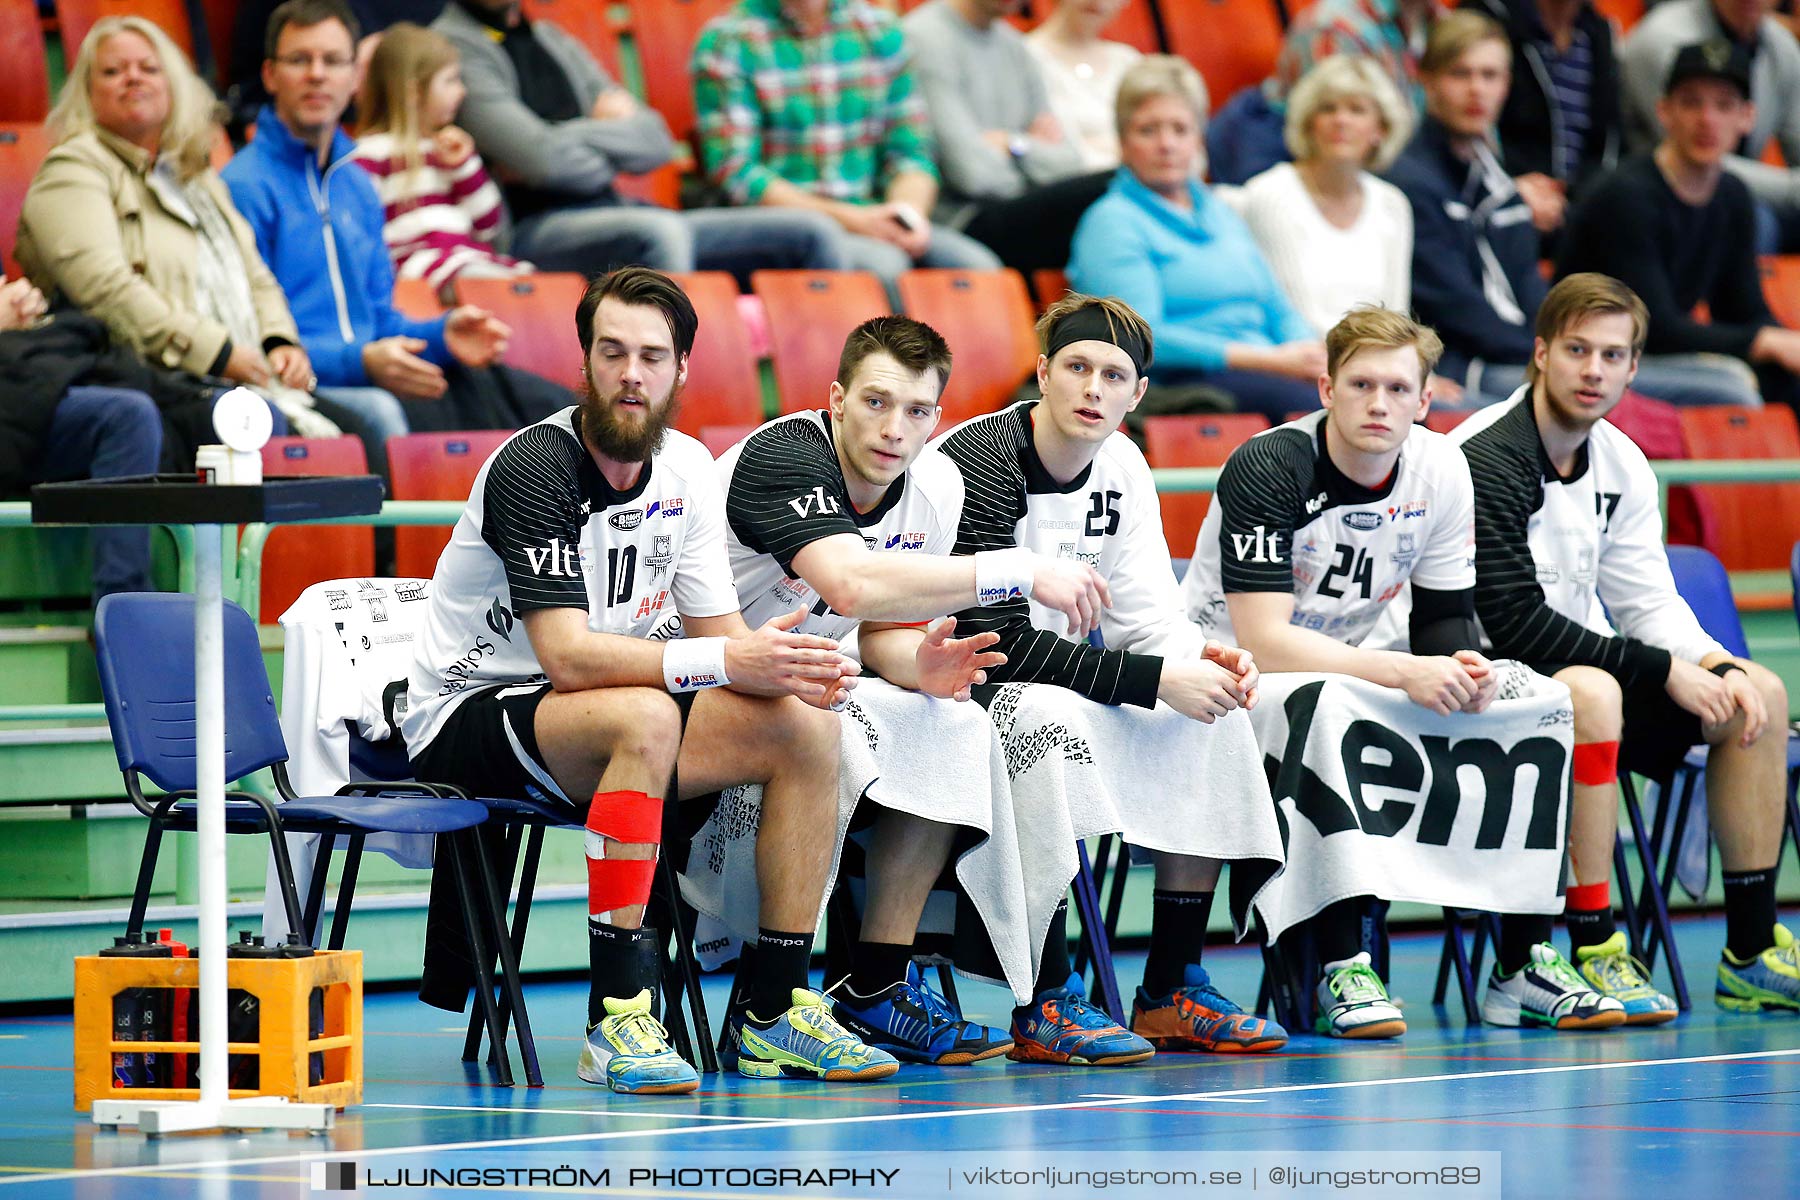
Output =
[{"x1": 222, "y1": 107, "x2": 449, "y2": 387}]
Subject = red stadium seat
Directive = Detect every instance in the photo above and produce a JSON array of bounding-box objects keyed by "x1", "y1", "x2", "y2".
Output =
[
  {"x1": 387, "y1": 431, "x2": 512, "y2": 579},
  {"x1": 453, "y1": 273, "x2": 591, "y2": 391},
  {"x1": 1423, "y1": 410, "x2": 1472, "y2": 435},
  {"x1": 897, "y1": 269, "x2": 1040, "y2": 427},
  {"x1": 1759, "y1": 256, "x2": 1800, "y2": 329},
  {"x1": 391, "y1": 277, "x2": 445, "y2": 321},
  {"x1": 667, "y1": 270, "x2": 765, "y2": 435},
  {"x1": 199, "y1": 0, "x2": 238, "y2": 87},
  {"x1": 0, "y1": 1, "x2": 49, "y2": 122},
  {"x1": 521, "y1": 0, "x2": 624, "y2": 80},
  {"x1": 1032, "y1": 268, "x2": 1071, "y2": 309},
  {"x1": 57, "y1": 0, "x2": 194, "y2": 60},
  {"x1": 1162, "y1": 0, "x2": 1284, "y2": 106},
  {"x1": 752, "y1": 270, "x2": 891, "y2": 414},
  {"x1": 621, "y1": 0, "x2": 737, "y2": 147},
  {"x1": 699, "y1": 423, "x2": 759, "y2": 457},
  {"x1": 612, "y1": 162, "x2": 683, "y2": 209},
  {"x1": 258, "y1": 437, "x2": 375, "y2": 620},
  {"x1": 1591, "y1": 0, "x2": 1645, "y2": 33},
  {"x1": 1677, "y1": 406, "x2": 1800, "y2": 586},
  {"x1": 1142, "y1": 413, "x2": 1270, "y2": 558},
  {"x1": 0, "y1": 122, "x2": 52, "y2": 279}
]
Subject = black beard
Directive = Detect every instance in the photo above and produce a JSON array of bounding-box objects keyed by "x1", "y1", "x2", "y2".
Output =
[{"x1": 579, "y1": 377, "x2": 681, "y2": 463}]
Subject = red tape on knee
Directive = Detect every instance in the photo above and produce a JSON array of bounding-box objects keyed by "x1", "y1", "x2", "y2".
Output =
[
  {"x1": 585, "y1": 789, "x2": 663, "y2": 845},
  {"x1": 587, "y1": 853, "x2": 658, "y2": 916},
  {"x1": 1572, "y1": 740, "x2": 1619, "y2": 787}
]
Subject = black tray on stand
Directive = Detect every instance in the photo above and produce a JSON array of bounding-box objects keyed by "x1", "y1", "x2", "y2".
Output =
[{"x1": 30, "y1": 473, "x2": 385, "y2": 526}]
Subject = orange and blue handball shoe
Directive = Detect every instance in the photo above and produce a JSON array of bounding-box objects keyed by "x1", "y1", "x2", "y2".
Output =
[
  {"x1": 1008, "y1": 973, "x2": 1155, "y2": 1066},
  {"x1": 1131, "y1": 963, "x2": 1288, "y2": 1052}
]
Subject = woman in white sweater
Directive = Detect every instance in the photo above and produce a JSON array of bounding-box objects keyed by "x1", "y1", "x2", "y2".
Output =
[
  {"x1": 1025, "y1": 0, "x2": 1143, "y2": 171},
  {"x1": 1230, "y1": 56, "x2": 1414, "y2": 338}
]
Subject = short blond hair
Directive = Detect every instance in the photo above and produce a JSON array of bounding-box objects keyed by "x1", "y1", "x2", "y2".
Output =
[
  {"x1": 50, "y1": 16, "x2": 221, "y2": 181},
  {"x1": 1114, "y1": 53, "x2": 1210, "y2": 141},
  {"x1": 1284, "y1": 55, "x2": 1414, "y2": 173},
  {"x1": 1420, "y1": 10, "x2": 1511, "y2": 75},
  {"x1": 1326, "y1": 306, "x2": 1444, "y2": 387},
  {"x1": 1527, "y1": 273, "x2": 1648, "y2": 383}
]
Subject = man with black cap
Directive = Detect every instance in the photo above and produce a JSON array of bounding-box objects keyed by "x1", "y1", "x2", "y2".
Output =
[
  {"x1": 1560, "y1": 39, "x2": 1800, "y2": 412},
  {"x1": 933, "y1": 293, "x2": 1290, "y2": 1065}
]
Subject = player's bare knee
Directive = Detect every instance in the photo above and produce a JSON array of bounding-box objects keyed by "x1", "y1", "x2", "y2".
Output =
[
  {"x1": 764, "y1": 696, "x2": 841, "y2": 777},
  {"x1": 602, "y1": 687, "x2": 684, "y2": 774},
  {"x1": 1557, "y1": 666, "x2": 1622, "y2": 742},
  {"x1": 1749, "y1": 661, "x2": 1788, "y2": 721}
]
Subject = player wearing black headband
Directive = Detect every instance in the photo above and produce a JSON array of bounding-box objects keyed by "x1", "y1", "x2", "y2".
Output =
[{"x1": 934, "y1": 294, "x2": 1289, "y2": 1064}]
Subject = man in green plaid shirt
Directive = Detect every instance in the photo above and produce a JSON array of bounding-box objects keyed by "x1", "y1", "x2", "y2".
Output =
[{"x1": 693, "y1": 0, "x2": 1000, "y2": 295}]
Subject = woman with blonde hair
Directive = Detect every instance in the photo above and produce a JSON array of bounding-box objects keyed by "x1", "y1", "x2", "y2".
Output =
[
  {"x1": 13, "y1": 17, "x2": 387, "y2": 451},
  {"x1": 352, "y1": 22, "x2": 531, "y2": 296},
  {"x1": 1025, "y1": 0, "x2": 1143, "y2": 171},
  {"x1": 1229, "y1": 56, "x2": 1417, "y2": 341}
]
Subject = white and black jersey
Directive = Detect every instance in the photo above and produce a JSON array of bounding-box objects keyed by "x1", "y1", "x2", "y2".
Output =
[
  {"x1": 1184, "y1": 410, "x2": 1476, "y2": 646},
  {"x1": 403, "y1": 408, "x2": 740, "y2": 755},
  {"x1": 1454, "y1": 390, "x2": 1725, "y2": 684},
  {"x1": 719, "y1": 411, "x2": 965, "y2": 642},
  {"x1": 934, "y1": 401, "x2": 1207, "y2": 708}
]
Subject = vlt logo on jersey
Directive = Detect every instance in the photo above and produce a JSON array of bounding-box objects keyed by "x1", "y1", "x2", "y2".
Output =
[
  {"x1": 788, "y1": 486, "x2": 841, "y2": 518},
  {"x1": 1229, "y1": 525, "x2": 1283, "y2": 563},
  {"x1": 1342, "y1": 512, "x2": 1383, "y2": 531},
  {"x1": 525, "y1": 537, "x2": 582, "y2": 577},
  {"x1": 884, "y1": 531, "x2": 928, "y2": 551},
  {"x1": 608, "y1": 509, "x2": 644, "y2": 531}
]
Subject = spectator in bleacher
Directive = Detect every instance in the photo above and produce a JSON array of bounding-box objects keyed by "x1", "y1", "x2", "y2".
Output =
[
  {"x1": 902, "y1": 0, "x2": 1114, "y2": 273},
  {"x1": 1069, "y1": 55, "x2": 1327, "y2": 420},
  {"x1": 12, "y1": 17, "x2": 327, "y2": 439},
  {"x1": 690, "y1": 0, "x2": 999, "y2": 300},
  {"x1": 1621, "y1": 0, "x2": 1800, "y2": 252},
  {"x1": 1465, "y1": 0, "x2": 1624, "y2": 236},
  {"x1": 0, "y1": 276, "x2": 162, "y2": 601},
  {"x1": 434, "y1": 0, "x2": 845, "y2": 281},
  {"x1": 352, "y1": 22, "x2": 533, "y2": 297},
  {"x1": 1275, "y1": 0, "x2": 1446, "y2": 109},
  {"x1": 1024, "y1": 0, "x2": 1144, "y2": 171},
  {"x1": 1393, "y1": 13, "x2": 1761, "y2": 406},
  {"x1": 1228, "y1": 56, "x2": 1417, "y2": 339},
  {"x1": 1560, "y1": 41, "x2": 1799, "y2": 410},
  {"x1": 226, "y1": 0, "x2": 570, "y2": 452}
]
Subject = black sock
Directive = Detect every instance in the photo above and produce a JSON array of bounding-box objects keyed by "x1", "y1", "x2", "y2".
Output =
[
  {"x1": 1314, "y1": 897, "x2": 1367, "y2": 967},
  {"x1": 587, "y1": 919, "x2": 658, "y2": 1027},
  {"x1": 1497, "y1": 913, "x2": 1554, "y2": 976},
  {"x1": 1723, "y1": 866, "x2": 1779, "y2": 961},
  {"x1": 1564, "y1": 905, "x2": 1617, "y2": 954},
  {"x1": 1030, "y1": 900, "x2": 1072, "y2": 999},
  {"x1": 848, "y1": 940, "x2": 912, "y2": 998},
  {"x1": 746, "y1": 928, "x2": 814, "y2": 1023},
  {"x1": 1142, "y1": 889, "x2": 1213, "y2": 997}
]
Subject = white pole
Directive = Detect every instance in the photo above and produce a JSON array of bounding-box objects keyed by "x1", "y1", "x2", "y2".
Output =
[{"x1": 193, "y1": 523, "x2": 227, "y2": 1106}]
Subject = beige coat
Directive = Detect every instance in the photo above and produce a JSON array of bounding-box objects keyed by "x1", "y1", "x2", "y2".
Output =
[{"x1": 16, "y1": 127, "x2": 298, "y2": 377}]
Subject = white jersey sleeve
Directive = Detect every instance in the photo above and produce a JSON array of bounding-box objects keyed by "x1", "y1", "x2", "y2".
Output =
[
  {"x1": 1099, "y1": 441, "x2": 1214, "y2": 661},
  {"x1": 666, "y1": 437, "x2": 741, "y2": 622},
  {"x1": 1408, "y1": 437, "x2": 1477, "y2": 592}
]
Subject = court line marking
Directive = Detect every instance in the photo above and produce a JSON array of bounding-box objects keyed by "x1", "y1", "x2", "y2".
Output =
[
  {"x1": 4, "y1": 1045, "x2": 1795, "y2": 1186},
  {"x1": 1080, "y1": 1094, "x2": 1266, "y2": 1103},
  {"x1": 361, "y1": 1103, "x2": 779, "y2": 1123}
]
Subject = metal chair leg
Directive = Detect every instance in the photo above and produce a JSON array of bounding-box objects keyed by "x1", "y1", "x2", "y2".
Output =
[
  {"x1": 469, "y1": 825, "x2": 542, "y2": 1087},
  {"x1": 1072, "y1": 841, "x2": 1125, "y2": 1024},
  {"x1": 325, "y1": 834, "x2": 364, "y2": 952},
  {"x1": 447, "y1": 831, "x2": 514, "y2": 1086}
]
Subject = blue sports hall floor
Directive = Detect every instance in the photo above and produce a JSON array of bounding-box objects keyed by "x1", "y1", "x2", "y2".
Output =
[{"x1": 0, "y1": 915, "x2": 1794, "y2": 1199}]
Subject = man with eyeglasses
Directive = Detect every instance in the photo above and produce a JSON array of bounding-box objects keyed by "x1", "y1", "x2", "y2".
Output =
[{"x1": 222, "y1": 0, "x2": 570, "y2": 449}]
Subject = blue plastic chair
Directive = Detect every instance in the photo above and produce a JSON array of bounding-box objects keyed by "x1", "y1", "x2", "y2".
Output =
[{"x1": 92, "y1": 593, "x2": 490, "y2": 958}]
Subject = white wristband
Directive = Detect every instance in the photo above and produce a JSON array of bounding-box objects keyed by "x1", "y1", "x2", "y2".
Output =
[
  {"x1": 974, "y1": 548, "x2": 1035, "y2": 606},
  {"x1": 663, "y1": 637, "x2": 731, "y2": 693}
]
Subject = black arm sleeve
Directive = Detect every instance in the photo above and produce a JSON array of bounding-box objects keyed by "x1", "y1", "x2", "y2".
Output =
[
  {"x1": 939, "y1": 416, "x2": 1163, "y2": 708},
  {"x1": 1408, "y1": 585, "x2": 1480, "y2": 657}
]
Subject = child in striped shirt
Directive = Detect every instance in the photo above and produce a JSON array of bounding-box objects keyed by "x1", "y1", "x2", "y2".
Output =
[{"x1": 352, "y1": 23, "x2": 532, "y2": 299}]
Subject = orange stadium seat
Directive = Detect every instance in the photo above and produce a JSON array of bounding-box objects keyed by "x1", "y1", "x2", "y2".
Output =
[
  {"x1": 0, "y1": 123, "x2": 51, "y2": 279},
  {"x1": 752, "y1": 270, "x2": 890, "y2": 414},
  {"x1": 1142, "y1": 413, "x2": 1269, "y2": 558},
  {"x1": 454, "y1": 273, "x2": 591, "y2": 391},
  {"x1": 57, "y1": 0, "x2": 194, "y2": 59},
  {"x1": 897, "y1": 268, "x2": 1040, "y2": 428},
  {"x1": 1424, "y1": 410, "x2": 1472, "y2": 435},
  {"x1": 391, "y1": 278, "x2": 445, "y2": 321},
  {"x1": 387, "y1": 431, "x2": 512, "y2": 579},
  {"x1": 622, "y1": 0, "x2": 737, "y2": 147},
  {"x1": 1677, "y1": 406, "x2": 1800, "y2": 580},
  {"x1": 699, "y1": 423, "x2": 759, "y2": 457},
  {"x1": 1032, "y1": 268, "x2": 1071, "y2": 309},
  {"x1": 0, "y1": 1, "x2": 49, "y2": 123},
  {"x1": 521, "y1": 0, "x2": 624, "y2": 81},
  {"x1": 258, "y1": 437, "x2": 375, "y2": 620},
  {"x1": 666, "y1": 270, "x2": 765, "y2": 435},
  {"x1": 1090, "y1": 0, "x2": 1161, "y2": 53},
  {"x1": 612, "y1": 162, "x2": 683, "y2": 209},
  {"x1": 1591, "y1": 0, "x2": 1645, "y2": 33},
  {"x1": 1162, "y1": 0, "x2": 1284, "y2": 106},
  {"x1": 1759, "y1": 256, "x2": 1800, "y2": 329}
]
